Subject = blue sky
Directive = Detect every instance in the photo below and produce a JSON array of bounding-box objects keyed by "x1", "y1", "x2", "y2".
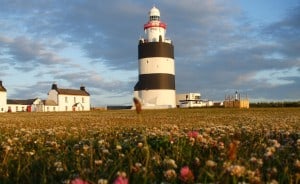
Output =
[{"x1": 0, "y1": 0, "x2": 299, "y2": 106}]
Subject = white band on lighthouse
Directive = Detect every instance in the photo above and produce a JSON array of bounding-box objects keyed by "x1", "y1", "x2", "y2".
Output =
[{"x1": 133, "y1": 6, "x2": 176, "y2": 109}]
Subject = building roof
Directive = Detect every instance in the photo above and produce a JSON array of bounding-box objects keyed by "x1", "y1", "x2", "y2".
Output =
[
  {"x1": 0, "y1": 86, "x2": 6, "y2": 92},
  {"x1": 51, "y1": 83, "x2": 90, "y2": 96},
  {"x1": 56, "y1": 88, "x2": 90, "y2": 96},
  {"x1": 0, "y1": 81, "x2": 6, "y2": 92},
  {"x1": 7, "y1": 98, "x2": 39, "y2": 105}
]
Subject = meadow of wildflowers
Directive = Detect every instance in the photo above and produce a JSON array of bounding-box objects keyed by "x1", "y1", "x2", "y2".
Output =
[{"x1": 0, "y1": 108, "x2": 299, "y2": 184}]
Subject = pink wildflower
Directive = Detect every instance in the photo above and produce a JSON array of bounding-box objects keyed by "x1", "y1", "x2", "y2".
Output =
[
  {"x1": 70, "y1": 178, "x2": 89, "y2": 184},
  {"x1": 179, "y1": 166, "x2": 194, "y2": 183},
  {"x1": 188, "y1": 131, "x2": 199, "y2": 139},
  {"x1": 113, "y1": 176, "x2": 128, "y2": 184}
]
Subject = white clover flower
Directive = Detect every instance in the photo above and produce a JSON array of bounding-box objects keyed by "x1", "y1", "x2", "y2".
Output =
[
  {"x1": 269, "y1": 179, "x2": 279, "y2": 184},
  {"x1": 294, "y1": 159, "x2": 300, "y2": 168},
  {"x1": 7, "y1": 138, "x2": 13, "y2": 145},
  {"x1": 218, "y1": 142, "x2": 225, "y2": 150},
  {"x1": 54, "y1": 161, "x2": 62, "y2": 168},
  {"x1": 62, "y1": 180, "x2": 70, "y2": 184},
  {"x1": 116, "y1": 145, "x2": 122, "y2": 150},
  {"x1": 250, "y1": 157, "x2": 257, "y2": 163},
  {"x1": 137, "y1": 142, "x2": 143, "y2": 148},
  {"x1": 98, "y1": 139, "x2": 105, "y2": 145},
  {"x1": 117, "y1": 171, "x2": 127, "y2": 178},
  {"x1": 135, "y1": 162, "x2": 142, "y2": 168},
  {"x1": 247, "y1": 170, "x2": 261, "y2": 183},
  {"x1": 189, "y1": 137, "x2": 195, "y2": 145},
  {"x1": 163, "y1": 158, "x2": 177, "y2": 168},
  {"x1": 164, "y1": 169, "x2": 177, "y2": 180},
  {"x1": 206, "y1": 160, "x2": 217, "y2": 167},
  {"x1": 54, "y1": 161, "x2": 64, "y2": 172},
  {"x1": 194, "y1": 157, "x2": 200, "y2": 166},
  {"x1": 264, "y1": 147, "x2": 276, "y2": 157},
  {"x1": 4, "y1": 145, "x2": 12, "y2": 152},
  {"x1": 27, "y1": 150, "x2": 36, "y2": 156},
  {"x1": 12, "y1": 137, "x2": 19, "y2": 142},
  {"x1": 102, "y1": 149, "x2": 109, "y2": 154},
  {"x1": 94, "y1": 159, "x2": 103, "y2": 165},
  {"x1": 98, "y1": 179, "x2": 108, "y2": 184},
  {"x1": 227, "y1": 165, "x2": 246, "y2": 177},
  {"x1": 56, "y1": 167, "x2": 64, "y2": 172},
  {"x1": 269, "y1": 139, "x2": 280, "y2": 148},
  {"x1": 83, "y1": 144, "x2": 90, "y2": 151}
]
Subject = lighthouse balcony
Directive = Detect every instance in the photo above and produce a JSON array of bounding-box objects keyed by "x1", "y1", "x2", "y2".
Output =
[
  {"x1": 144, "y1": 22, "x2": 167, "y2": 30},
  {"x1": 164, "y1": 39, "x2": 172, "y2": 44}
]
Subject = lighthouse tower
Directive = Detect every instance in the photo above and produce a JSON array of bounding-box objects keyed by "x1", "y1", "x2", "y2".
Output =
[{"x1": 134, "y1": 6, "x2": 176, "y2": 109}]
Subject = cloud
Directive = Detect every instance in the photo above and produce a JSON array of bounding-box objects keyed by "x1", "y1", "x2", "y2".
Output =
[
  {"x1": 0, "y1": 36, "x2": 70, "y2": 71},
  {"x1": 8, "y1": 81, "x2": 51, "y2": 100}
]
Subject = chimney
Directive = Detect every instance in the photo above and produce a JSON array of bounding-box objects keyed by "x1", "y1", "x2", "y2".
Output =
[
  {"x1": 80, "y1": 85, "x2": 85, "y2": 91},
  {"x1": 0, "y1": 80, "x2": 7, "y2": 91},
  {"x1": 52, "y1": 83, "x2": 58, "y2": 90}
]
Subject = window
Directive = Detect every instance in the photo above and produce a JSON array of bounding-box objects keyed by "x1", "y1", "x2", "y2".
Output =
[
  {"x1": 150, "y1": 16, "x2": 159, "y2": 21},
  {"x1": 47, "y1": 107, "x2": 49, "y2": 111},
  {"x1": 53, "y1": 107, "x2": 56, "y2": 111},
  {"x1": 65, "y1": 106, "x2": 68, "y2": 111},
  {"x1": 16, "y1": 106, "x2": 18, "y2": 111},
  {"x1": 65, "y1": 97, "x2": 68, "y2": 103},
  {"x1": 74, "y1": 97, "x2": 76, "y2": 103},
  {"x1": 82, "y1": 97, "x2": 84, "y2": 103}
]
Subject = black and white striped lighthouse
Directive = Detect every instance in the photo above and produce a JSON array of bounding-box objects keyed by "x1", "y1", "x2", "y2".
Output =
[{"x1": 134, "y1": 6, "x2": 176, "y2": 108}]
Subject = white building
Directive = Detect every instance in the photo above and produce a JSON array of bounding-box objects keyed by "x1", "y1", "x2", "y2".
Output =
[
  {"x1": 0, "y1": 81, "x2": 91, "y2": 112},
  {"x1": 47, "y1": 83, "x2": 90, "y2": 112},
  {"x1": 176, "y1": 93, "x2": 213, "y2": 108},
  {"x1": 0, "y1": 81, "x2": 7, "y2": 113},
  {"x1": 7, "y1": 98, "x2": 43, "y2": 112}
]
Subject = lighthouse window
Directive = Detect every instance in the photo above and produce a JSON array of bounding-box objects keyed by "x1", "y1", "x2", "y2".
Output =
[{"x1": 150, "y1": 16, "x2": 159, "y2": 21}]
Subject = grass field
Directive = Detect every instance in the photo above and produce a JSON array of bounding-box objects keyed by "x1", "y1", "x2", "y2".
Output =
[{"x1": 0, "y1": 108, "x2": 299, "y2": 184}]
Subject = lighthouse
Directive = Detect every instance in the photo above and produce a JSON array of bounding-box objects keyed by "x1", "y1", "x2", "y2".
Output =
[{"x1": 134, "y1": 6, "x2": 176, "y2": 109}]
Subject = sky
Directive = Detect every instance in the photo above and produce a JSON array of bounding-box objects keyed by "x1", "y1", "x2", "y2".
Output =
[{"x1": 0, "y1": 0, "x2": 299, "y2": 106}]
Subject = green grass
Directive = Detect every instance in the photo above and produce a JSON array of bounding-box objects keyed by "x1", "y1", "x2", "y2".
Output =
[{"x1": 0, "y1": 108, "x2": 299, "y2": 183}]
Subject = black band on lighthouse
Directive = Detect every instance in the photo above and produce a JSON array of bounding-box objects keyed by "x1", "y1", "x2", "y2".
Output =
[
  {"x1": 138, "y1": 42, "x2": 174, "y2": 59},
  {"x1": 134, "y1": 73, "x2": 175, "y2": 90}
]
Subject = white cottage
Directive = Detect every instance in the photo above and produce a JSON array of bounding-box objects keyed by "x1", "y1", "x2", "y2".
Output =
[
  {"x1": 0, "y1": 81, "x2": 7, "y2": 113},
  {"x1": 7, "y1": 98, "x2": 43, "y2": 112},
  {"x1": 176, "y1": 93, "x2": 213, "y2": 108},
  {"x1": 46, "y1": 83, "x2": 90, "y2": 112}
]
